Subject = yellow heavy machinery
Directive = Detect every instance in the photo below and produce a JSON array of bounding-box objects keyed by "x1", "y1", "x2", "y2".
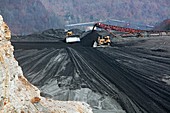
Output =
[
  {"x1": 66, "y1": 31, "x2": 73, "y2": 36},
  {"x1": 97, "y1": 35, "x2": 111, "y2": 46},
  {"x1": 93, "y1": 35, "x2": 111, "y2": 47}
]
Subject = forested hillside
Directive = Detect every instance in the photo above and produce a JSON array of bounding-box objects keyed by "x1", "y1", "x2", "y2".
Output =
[
  {"x1": 0, "y1": 0, "x2": 63, "y2": 34},
  {"x1": 41, "y1": 0, "x2": 170, "y2": 25},
  {"x1": 0, "y1": 0, "x2": 170, "y2": 34}
]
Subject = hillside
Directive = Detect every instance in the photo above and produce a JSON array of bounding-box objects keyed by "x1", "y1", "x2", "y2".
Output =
[
  {"x1": 0, "y1": 0, "x2": 170, "y2": 34},
  {"x1": 154, "y1": 19, "x2": 170, "y2": 30},
  {"x1": 40, "y1": 0, "x2": 170, "y2": 25},
  {"x1": 0, "y1": 0, "x2": 63, "y2": 35},
  {"x1": 12, "y1": 28, "x2": 170, "y2": 113}
]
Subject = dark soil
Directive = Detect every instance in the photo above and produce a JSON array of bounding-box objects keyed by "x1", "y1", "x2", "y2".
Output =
[{"x1": 12, "y1": 30, "x2": 170, "y2": 113}]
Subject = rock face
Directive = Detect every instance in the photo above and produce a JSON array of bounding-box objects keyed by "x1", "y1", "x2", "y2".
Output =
[{"x1": 0, "y1": 15, "x2": 93, "y2": 113}]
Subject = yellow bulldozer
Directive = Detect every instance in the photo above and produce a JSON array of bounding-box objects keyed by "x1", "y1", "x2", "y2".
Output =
[
  {"x1": 97, "y1": 35, "x2": 111, "y2": 46},
  {"x1": 66, "y1": 31, "x2": 73, "y2": 36}
]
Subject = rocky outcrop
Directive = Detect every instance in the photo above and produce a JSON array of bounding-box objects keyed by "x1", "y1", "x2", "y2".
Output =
[{"x1": 0, "y1": 15, "x2": 92, "y2": 113}]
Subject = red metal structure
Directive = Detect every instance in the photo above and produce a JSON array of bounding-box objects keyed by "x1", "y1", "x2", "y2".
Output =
[
  {"x1": 92, "y1": 22, "x2": 170, "y2": 36},
  {"x1": 92, "y1": 22, "x2": 144, "y2": 33}
]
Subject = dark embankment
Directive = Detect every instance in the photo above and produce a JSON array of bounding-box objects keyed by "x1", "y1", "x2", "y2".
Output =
[{"x1": 12, "y1": 30, "x2": 170, "y2": 113}]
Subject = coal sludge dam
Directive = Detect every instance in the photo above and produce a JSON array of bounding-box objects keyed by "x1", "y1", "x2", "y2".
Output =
[{"x1": 12, "y1": 28, "x2": 170, "y2": 113}]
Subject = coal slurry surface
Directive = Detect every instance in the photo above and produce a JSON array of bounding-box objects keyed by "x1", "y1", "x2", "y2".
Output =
[{"x1": 12, "y1": 31, "x2": 170, "y2": 113}]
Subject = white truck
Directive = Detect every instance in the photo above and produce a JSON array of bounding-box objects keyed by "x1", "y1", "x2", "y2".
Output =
[{"x1": 65, "y1": 31, "x2": 80, "y2": 43}]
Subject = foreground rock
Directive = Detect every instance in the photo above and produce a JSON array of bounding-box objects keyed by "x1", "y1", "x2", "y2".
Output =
[{"x1": 0, "y1": 15, "x2": 93, "y2": 113}]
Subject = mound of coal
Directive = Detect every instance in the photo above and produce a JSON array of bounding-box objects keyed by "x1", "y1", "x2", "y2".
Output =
[
  {"x1": 13, "y1": 31, "x2": 170, "y2": 113},
  {"x1": 12, "y1": 28, "x2": 84, "y2": 42},
  {"x1": 12, "y1": 29, "x2": 65, "y2": 41},
  {"x1": 80, "y1": 30, "x2": 111, "y2": 47},
  {"x1": 80, "y1": 31, "x2": 99, "y2": 47}
]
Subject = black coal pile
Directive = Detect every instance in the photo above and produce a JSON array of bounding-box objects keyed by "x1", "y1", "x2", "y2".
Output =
[
  {"x1": 12, "y1": 28, "x2": 84, "y2": 41},
  {"x1": 12, "y1": 30, "x2": 170, "y2": 113}
]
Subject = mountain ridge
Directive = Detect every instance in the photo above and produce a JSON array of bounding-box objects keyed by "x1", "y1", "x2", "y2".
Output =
[{"x1": 1, "y1": 0, "x2": 170, "y2": 34}]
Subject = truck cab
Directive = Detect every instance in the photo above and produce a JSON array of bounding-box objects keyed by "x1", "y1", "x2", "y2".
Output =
[{"x1": 65, "y1": 31, "x2": 80, "y2": 43}]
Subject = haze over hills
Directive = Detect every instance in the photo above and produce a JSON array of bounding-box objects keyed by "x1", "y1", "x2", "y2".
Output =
[
  {"x1": 0, "y1": 0, "x2": 63, "y2": 35},
  {"x1": 41, "y1": 0, "x2": 170, "y2": 24},
  {"x1": 0, "y1": 0, "x2": 170, "y2": 34}
]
